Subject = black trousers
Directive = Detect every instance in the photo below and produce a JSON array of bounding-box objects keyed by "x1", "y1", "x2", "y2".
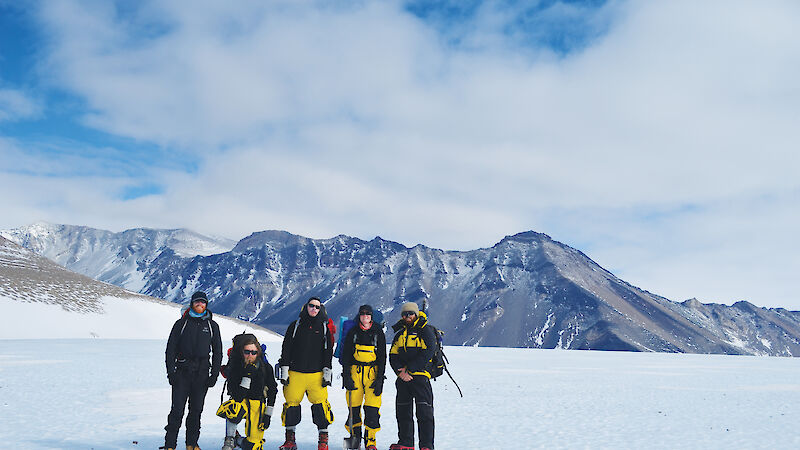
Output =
[
  {"x1": 165, "y1": 370, "x2": 209, "y2": 447},
  {"x1": 395, "y1": 376, "x2": 434, "y2": 449}
]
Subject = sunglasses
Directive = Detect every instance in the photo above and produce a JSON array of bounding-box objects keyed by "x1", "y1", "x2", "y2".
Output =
[
  {"x1": 243, "y1": 350, "x2": 259, "y2": 356},
  {"x1": 359, "y1": 311, "x2": 372, "y2": 316},
  {"x1": 402, "y1": 311, "x2": 416, "y2": 317},
  {"x1": 308, "y1": 303, "x2": 321, "y2": 310}
]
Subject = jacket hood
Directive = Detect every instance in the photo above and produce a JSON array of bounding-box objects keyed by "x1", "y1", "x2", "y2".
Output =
[
  {"x1": 391, "y1": 310, "x2": 427, "y2": 332},
  {"x1": 299, "y1": 301, "x2": 328, "y2": 323}
]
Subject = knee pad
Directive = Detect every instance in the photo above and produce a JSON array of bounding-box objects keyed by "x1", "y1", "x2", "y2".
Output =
[
  {"x1": 282, "y1": 403, "x2": 301, "y2": 427},
  {"x1": 216, "y1": 399, "x2": 246, "y2": 424},
  {"x1": 364, "y1": 405, "x2": 381, "y2": 429},
  {"x1": 311, "y1": 401, "x2": 334, "y2": 428}
]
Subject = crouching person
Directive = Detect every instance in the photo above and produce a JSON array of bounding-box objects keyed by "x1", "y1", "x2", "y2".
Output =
[{"x1": 217, "y1": 334, "x2": 278, "y2": 450}]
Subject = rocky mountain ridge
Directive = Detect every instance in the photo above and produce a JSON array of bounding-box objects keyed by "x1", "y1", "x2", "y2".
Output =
[{"x1": 4, "y1": 223, "x2": 800, "y2": 356}]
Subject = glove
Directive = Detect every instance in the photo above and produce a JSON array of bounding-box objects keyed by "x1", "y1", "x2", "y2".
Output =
[
  {"x1": 167, "y1": 370, "x2": 177, "y2": 386},
  {"x1": 207, "y1": 375, "x2": 218, "y2": 388},
  {"x1": 371, "y1": 378, "x2": 383, "y2": 396},
  {"x1": 261, "y1": 405, "x2": 274, "y2": 430},
  {"x1": 343, "y1": 370, "x2": 355, "y2": 391},
  {"x1": 279, "y1": 366, "x2": 289, "y2": 385},
  {"x1": 322, "y1": 367, "x2": 332, "y2": 387}
]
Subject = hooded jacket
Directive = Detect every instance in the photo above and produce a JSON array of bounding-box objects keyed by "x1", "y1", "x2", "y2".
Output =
[
  {"x1": 389, "y1": 311, "x2": 436, "y2": 378},
  {"x1": 165, "y1": 308, "x2": 222, "y2": 380},
  {"x1": 279, "y1": 303, "x2": 334, "y2": 373}
]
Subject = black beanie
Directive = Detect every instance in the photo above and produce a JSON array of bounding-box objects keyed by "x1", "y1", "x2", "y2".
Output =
[
  {"x1": 191, "y1": 291, "x2": 208, "y2": 303},
  {"x1": 358, "y1": 304, "x2": 373, "y2": 316}
]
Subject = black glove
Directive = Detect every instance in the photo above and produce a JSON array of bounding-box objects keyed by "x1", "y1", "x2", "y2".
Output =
[
  {"x1": 167, "y1": 370, "x2": 177, "y2": 386},
  {"x1": 371, "y1": 378, "x2": 383, "y2": 396},
  {"x1": 207, "y1": 376, "x2": 218, "y2": 388},
  {"x1": 343, "y1": 372, "x2": 355, "y2": 391},
  {"x1": 261, "y1": 414, "x2": 271, "y2": 429}
]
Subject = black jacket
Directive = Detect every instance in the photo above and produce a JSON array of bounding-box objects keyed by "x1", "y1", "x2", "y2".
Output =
[
  {"x1": 279, "y1": 305, "x2": 333, "y2": 373},
  {"x1": 227, "y1": 358, "x2": 278, "y2": 405},
  {"x1": 165, "y1": 308, "x2": 222, "y2": 380},
  {"x1": 341, "y1": 322, "x2": 386, "y2": 381},
  {"x1": 389, "y1": 312, "x2": 436, "y2": 377}
]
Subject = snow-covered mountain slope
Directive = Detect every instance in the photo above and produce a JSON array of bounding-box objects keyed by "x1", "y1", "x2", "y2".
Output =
[
  {"x1": 0, "y1": 222, "x2": 235, "y2": 292},
  {"x1": 0, "y1": 235, "x2": 277, "y2": 341},
  {"x1": 6, "y1": 224, "x2": 800, "y2": 356}
]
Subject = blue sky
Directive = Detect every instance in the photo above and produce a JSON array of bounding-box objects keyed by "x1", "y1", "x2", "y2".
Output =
[{"x1": 1, "y1": 0, "x2": 799, "y2": 310}]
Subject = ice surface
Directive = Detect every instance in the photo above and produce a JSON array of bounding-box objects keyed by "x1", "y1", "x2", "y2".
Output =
[{"x1": 1, "y1": 340, "x2": 799, "y2": 449}]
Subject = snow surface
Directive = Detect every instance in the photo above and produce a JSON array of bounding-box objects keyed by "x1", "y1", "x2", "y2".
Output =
[
  {"x1": 1, "y1": 337, "x2": 800, "y2": 449},
  {"x1": 0, "y1": 295, "x2": 281, "y2": 342},
  {"x1": 2, "y1": 293, "x2": 800, "y2": 449}
]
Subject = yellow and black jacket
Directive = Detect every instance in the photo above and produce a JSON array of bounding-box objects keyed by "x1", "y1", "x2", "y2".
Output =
[{"x1": 389, "y1": 311, "x2": 436, "y2": 378}]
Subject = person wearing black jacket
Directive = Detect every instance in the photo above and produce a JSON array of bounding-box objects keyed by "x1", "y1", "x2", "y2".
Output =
[
  {"x1": 219, "y1": 334, "x2": 278, "y2": 450},
  {"x1": 388, "y1": 302, "x2": 437, "y2": 450},
  {"x1": 162, "y1": 291, "x2": 222, "y2": 450},
  {"x1": 278, "y1": 297, "x2": 335, "y2": 450},
  {"x1": 341, "y1": 304, "x2": 386, "y2": 450}
]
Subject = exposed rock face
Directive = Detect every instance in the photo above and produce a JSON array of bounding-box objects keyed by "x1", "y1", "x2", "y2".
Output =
[{"x1": 5, "y1": 224, "x2": 800, "y2": 355}]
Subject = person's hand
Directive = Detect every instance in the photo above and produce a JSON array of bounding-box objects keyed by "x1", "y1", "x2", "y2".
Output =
[
  {"x1": 279, "y1": 366, "x2": 289, "y2": 385},
  {"x1": 343, "y1": 370, "x2": 355, "y2": 391},
  {"x1": 322, "y1": 367, "x2": 332, "y2": 387},
  {"x1": 398, "y1": 368, "x2": 412, "y2": 382},
  {"x1": 167, "y1": 370, "x2": 177, "y2": 386},
  {"x1": 261, "y1": 414, "x2": 271, "y2": 430},
  {"x1": 371, "y1": 378, "x2": 383, "y2": 396},
  {"x1": 206, "y1": 376, "x2": 218, "y2": 388}
]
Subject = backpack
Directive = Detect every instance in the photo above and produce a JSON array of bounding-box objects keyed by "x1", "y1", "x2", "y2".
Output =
[
  {"x1": 421, "y1": 316, "x2": 462, "y2": 397},
  {"x1": 335, "y1": 310, "x2": 385, "y2": 363},
  {"x1": 220, "y1": 332, "x2": 269, "y2": 379}
]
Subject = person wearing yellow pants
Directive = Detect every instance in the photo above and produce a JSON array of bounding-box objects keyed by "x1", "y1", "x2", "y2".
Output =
[
  {"x1": 217, "y1": 334, "x2": 277, "y2": 450},
  {"x1": 278, "y1": 297, "x2": 336, "y2": 450},
  {"x1": 341, "y1": 305, "x2": 386, "y2": 450}
]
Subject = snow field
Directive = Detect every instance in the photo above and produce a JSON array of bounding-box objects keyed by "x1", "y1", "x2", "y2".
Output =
[{"x1": 2, "y1": 340, "x2": 800, "y2": 449}]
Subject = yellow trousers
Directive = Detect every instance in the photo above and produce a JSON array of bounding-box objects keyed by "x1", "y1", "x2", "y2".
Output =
[
  {"x1": 281, "y1": 370, "x2": 334, "y2": 428},
  {"x1": 345, "y1": 365, "x2": 382, "y2": 446}
]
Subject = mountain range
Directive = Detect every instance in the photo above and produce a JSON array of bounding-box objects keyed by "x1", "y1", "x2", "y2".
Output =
[{"x1": 3, "y1": 222, "x2": 800, "y2": 356}]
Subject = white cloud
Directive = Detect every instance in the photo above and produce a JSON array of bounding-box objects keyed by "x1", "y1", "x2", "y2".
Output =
[
  {"x1": 5, "y1": 0, "x2": 799, "y2": 308},
  {"x1": 0, "y1": 88, "x2": 41, "y2": 121}
]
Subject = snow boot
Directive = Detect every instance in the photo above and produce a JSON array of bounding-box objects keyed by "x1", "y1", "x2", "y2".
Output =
[
  {"x1": 389, "y1": 444, "x2": 414, "y2": 450},
  {"x1": 186, "y1": 446, "x2": 201, "y2": 450},
  {"x1": 222, "y1": 435, "x2": 236, "y2": 450},
  {"x1": 279, "y1": 429, "x2": 297, "y2": 450},
  {"x1": 318, "y1": 431, "x2": 329, "y2": 450}
]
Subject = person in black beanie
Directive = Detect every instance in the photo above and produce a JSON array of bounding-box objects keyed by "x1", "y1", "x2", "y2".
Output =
[{"x1": 162, "y1": 291, "x2": 222, "y2": 450}]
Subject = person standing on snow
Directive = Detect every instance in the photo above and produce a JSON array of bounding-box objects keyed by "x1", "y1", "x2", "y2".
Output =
[
  {"x1": 278, "y1": 297, "x2": 335, "y2": 450},
  {"x1": 162, "y1": 291, "x2": 223, "y2": 450},
  {"x1": 218, "y1": 334, "x2": 278, "y2": 450},
  {"x1": 340, "y1": 304, "x2": 386, "y2": 450},
  {"x1": 389, "y1": 302, "x2": 437, "y2": 450}
]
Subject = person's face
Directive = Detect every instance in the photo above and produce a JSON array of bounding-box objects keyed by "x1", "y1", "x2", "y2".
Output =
[
  {"x1": 192, "y1": 300, "x2": 207, "y2": 314},
  {"x1": 243, "y1": 344, "x2": 258, "y2": 364},
  {"x1": 359, "y1": 311, "x2": 372, "y2": 327},
  {"x1": 402, "y1": 311, "x2": 416, "y2": 324},
  {"x1": 307, "y1": 300, "x2": 321, "y2": 317}
]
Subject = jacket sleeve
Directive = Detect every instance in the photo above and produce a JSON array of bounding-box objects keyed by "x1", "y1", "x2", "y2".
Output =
[
  {"x1": 406, "y1": 325, "x2": 436, "y2": 374},
  {"x1": 323, "y1": 324, "x2": 334, "y2": 369},
  {"x1": 389, "y1": 331, "x2": 402, "y2": 374},
  {"x1": 279, "y1": 321, "x2": 295, "y2": 367},
  {"x1": 264, "y1": 363, "x2": 278, "y2": 406},
  {"x1": 376, "y1": 330, "x2": 387, "y2": 380},
  {"x1": 165, "y1": 319, "x2": 183, "y2": 374},
  {"x1": 227, "y1": 363, "x2": 245, "y2": 402},
  {"x1": 210, "y1": 320, "x2": 223, "y2": 378},
  {"x1": 340, "y1": 327, "x2": 356, "y2": 368}
]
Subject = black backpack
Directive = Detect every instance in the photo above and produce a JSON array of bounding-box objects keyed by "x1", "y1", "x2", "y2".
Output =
[{"x1": 424, "y1": 323, "x2": 462, "y2": 397}]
